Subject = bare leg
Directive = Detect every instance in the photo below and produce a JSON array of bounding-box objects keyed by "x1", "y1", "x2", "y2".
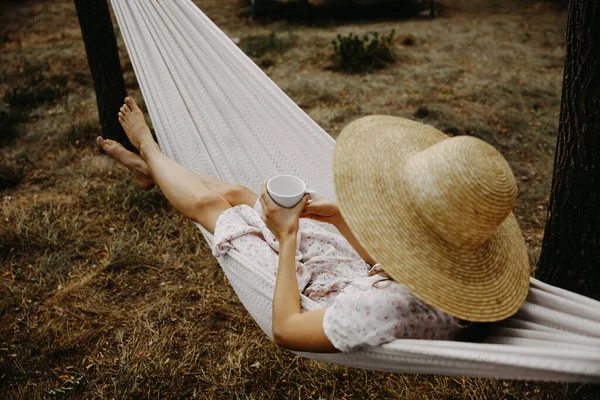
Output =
[
  {"x1": 196, "y1": 176, "x2": 259, "y2": 208},
  {"x1": 111, "y1": 97, "x2": 257, "y2": 234},
  {"x1": 139, "y1": 141, "x2": 228, "y2": 234},
  {"x1": 96, "y1": 137, "x2": 259, "y2": 208}
]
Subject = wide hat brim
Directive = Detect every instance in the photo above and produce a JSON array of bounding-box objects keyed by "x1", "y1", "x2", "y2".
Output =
[{"x1": 333, "y1": 116, "x2": 530, "y2": 322}]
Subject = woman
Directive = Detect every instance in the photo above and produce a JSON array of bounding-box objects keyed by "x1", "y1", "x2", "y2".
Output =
[{"x1": 97, "y1": 97, "x2": 530, "y2": 353}]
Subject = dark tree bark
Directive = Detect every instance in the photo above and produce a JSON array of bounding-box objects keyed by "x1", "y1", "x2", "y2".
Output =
[
  {"x1": 538, "y1": 0, "x2": 600, "y2": 301},
  {"x1": 74, "y1": 0, "x2": 132, "y2": 150}
]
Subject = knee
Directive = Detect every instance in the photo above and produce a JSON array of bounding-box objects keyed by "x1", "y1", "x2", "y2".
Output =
[
  {"x1": 223, "y1": 184, "x2": 253, "y2": 206},
  {"x1": 187, "y1": 192, "x2": 230, "y2": 233},
  {"x1": 186, "y1": 192, "x2": 227, "y2": 222},
  {"x1": 192, "y1": 192, "x2": 227, "y2": 212}
]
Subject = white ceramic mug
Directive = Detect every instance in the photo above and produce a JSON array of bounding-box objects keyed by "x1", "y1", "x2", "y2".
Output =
[{"x1": 267, "y1": 175, "x2": 315, "y2": 208}]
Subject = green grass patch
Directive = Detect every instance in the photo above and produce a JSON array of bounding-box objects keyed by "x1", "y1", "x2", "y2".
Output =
[{"x1": 331, "y1": 30, "x2": 396, "y2": 74}]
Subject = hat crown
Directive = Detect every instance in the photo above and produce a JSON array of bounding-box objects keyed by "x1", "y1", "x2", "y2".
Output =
[{"x1": 404, "y1": 136, "x2": 517, "y2": 248}]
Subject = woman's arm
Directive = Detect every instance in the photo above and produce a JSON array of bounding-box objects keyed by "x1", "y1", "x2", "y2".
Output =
[
  {"x1": 259, "y1": 184, "x2": 338, "y2": 353},
  {"x1": 300, "y1": 198, "x2": 376, "y2": 267},
  {"x1": 271, "y1": 234, "x2": 338, "y2": 352},
  {"x1": 330, "y1": 213, "x2": 377, "y2": 267}
]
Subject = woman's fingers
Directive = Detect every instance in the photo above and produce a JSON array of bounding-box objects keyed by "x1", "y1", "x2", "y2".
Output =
[
  {"x1": 261, "y1": 182, "x2": 269, "y2": 203},
  {"x1": 300, "y1": 202, "x2": 313, "y2": 215},
  {"x1": 260, "y1": 182, "x2": 273, "y2": 220},
  {"x1": 261, "y1": 182, "x2": 278, "y2": 211},
  {"x1": 294, "y1": 194, "x2": 310, "y2": 211}
]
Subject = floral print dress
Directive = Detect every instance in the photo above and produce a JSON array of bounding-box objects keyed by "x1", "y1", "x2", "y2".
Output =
[{"x1": 212, "y1": 199, "x2": 466, "y2": 351}]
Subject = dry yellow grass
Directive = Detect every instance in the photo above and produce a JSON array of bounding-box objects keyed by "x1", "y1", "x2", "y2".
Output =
[{"x1": 1, "y1": 0, "x2": 598, "y2": 398}]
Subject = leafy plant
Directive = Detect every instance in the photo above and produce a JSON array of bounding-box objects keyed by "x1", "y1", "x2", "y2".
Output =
[{"x1": 331, "y1": 30, "x2": 396, "y2": 74}]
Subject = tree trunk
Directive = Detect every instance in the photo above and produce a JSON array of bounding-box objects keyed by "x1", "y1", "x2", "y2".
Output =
[
  {"x1": 74, "y1": 0, "x2": 132, "y2": 150},
  {"x1": 538, "y1": 0, "x2": 600, "y2": 301}
]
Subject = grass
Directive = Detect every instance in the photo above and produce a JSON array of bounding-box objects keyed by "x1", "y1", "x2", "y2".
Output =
[
  {"x1": 1, "y1": 60, "x2": 70, "y2": 147},
  {"x1": 240, "y1": 31, "x2": 297, "y2": 67},
  {"x1": 1, "y1": 0, "x2": 598, "y2": 398},
  {"x1": 250, "y1": 0, "x2": 427, "y2": 21},
  {"x1": 241, "y1": 31, "x2": 297, "y2": 58},
  {"x1": 4, "y1": 73, "x2": 68, "y2": 111},
  {"x1": 0, "y1": 104, "x2": 26, "y2": 147},
  {"x1": 64, "y1": 120, "x2": 100, "y2": 147},
  {"x1": 4, "y1": 84, "x2": 66, "y2": 111}
]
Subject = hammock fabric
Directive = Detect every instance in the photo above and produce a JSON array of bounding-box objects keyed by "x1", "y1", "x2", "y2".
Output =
[{"x1": 109, "y1": 0, "x2": 600, "y2": 382}]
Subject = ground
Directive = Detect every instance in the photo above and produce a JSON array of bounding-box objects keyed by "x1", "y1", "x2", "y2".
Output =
[{"x1": 0, "y1": 0, "x2": 597, "y2": 398}]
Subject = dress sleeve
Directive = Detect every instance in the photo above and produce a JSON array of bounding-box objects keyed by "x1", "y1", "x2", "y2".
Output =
[{"x1": 322, "y1": 276, "x2": 465, "y2": 352}]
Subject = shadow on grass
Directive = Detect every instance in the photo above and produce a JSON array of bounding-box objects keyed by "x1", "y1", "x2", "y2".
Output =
[
  {"x1": 0, "y1": 155, "x2": 25, "y2": 190},
  {"x1": 1, "y1": 61, "x2": 70, "y2": 147}
]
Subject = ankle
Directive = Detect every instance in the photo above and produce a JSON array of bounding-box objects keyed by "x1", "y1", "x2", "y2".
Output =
[{"x1": 139, "y1": 140, "x2": 159, "y2": 159}]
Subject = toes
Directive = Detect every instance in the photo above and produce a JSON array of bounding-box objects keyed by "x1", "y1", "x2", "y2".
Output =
[
  {"x1": 123, "y1": 104, "x2": 132, "y2": 113},
  {"x1": 118, "y1": 112, "x2": 124, "y2": 119},
  {"x1": 124, "y1": 97, "x2": 138, "y2": 110},
  {"x1": 96, "y1": 136, "x2": 104, "y2": 147},
  {"x1": 120, "y1": 106, "x2": 127, "y2": 114}
]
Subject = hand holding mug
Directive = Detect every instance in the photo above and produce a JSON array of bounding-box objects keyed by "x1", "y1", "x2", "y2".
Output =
[
  {"x1": 260, "y1": 181, "x2": 310, "y2": 241},
  {"x1": 266, "y1": 175, "x2": 315, "y2": 208}
]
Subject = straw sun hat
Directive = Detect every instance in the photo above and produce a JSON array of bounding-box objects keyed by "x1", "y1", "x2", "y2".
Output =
[{"x1": 333, "y1": 116, "x2": 530, "y2": 322}]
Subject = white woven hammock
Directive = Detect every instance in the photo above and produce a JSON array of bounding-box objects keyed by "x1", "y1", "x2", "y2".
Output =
[{"x1": 109, "y1": 0, "x2": 600, "y2": 382}]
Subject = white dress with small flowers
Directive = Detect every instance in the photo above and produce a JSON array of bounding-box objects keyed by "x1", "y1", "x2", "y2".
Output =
[{"x1": 211, "y1": 200, "x2": 466, "y2": 352}]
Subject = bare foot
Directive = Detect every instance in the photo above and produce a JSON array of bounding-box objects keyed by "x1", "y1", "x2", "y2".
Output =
[
  {"x1": 118, "y1": 97, "x2": 154, "y2": 150},
  {"x1": 96, "y1": 136, "x2": 155, "y2": 191}
]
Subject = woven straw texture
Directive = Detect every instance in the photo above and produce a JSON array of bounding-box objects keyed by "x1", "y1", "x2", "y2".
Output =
[
  {"x1": 332, "y1": 115, "x2": 530, "y2": 322},
  {"x1": 110, "y1": 0, "x2": 600, "y2": 382}
]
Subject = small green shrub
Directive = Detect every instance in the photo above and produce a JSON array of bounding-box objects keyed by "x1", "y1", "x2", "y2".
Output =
[
  {"x1": 241, "y1": 31, "x2": 297, "y2": 58},
  {"x1": 331, "y1": 30, "x2": 396, "y2": 74}
]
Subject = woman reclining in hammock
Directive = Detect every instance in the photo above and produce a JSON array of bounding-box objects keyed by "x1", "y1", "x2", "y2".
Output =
[{"x1": 96, "y1": 97, "x2": 530, "y2": 353}]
